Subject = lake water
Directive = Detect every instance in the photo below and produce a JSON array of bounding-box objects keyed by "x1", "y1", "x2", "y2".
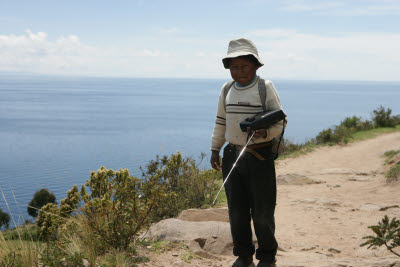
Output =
[{"x1": 1, "y1": 76, "x2": 399, "y2": 225}]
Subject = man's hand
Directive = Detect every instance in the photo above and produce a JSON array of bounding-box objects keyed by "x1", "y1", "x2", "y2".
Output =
[
  {"x1": 247, "y1": 127, "x2": 268, "y2": 138},
  {"x1": 210, "y1": 151, "x2": 221, "y2": 171}
]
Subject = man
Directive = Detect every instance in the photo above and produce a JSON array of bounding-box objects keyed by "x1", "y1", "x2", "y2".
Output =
[{"x1": 210, "y1": 38, "x2": 286, "y2": 267}]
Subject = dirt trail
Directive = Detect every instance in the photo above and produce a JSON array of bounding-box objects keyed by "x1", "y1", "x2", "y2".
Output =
[{"x1": 139, "y1": 132, "x2": 400, "y2": 267}]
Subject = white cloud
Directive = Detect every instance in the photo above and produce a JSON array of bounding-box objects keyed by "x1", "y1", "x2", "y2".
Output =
[
  {"x1": 245, "y1": 28, "x2": 400, "y2": 80},
  {"x1": 158, "y1": 27, "x2": 182, "y2": 35},
  {"x1": 1, "y1": 29, "x2": 399, "y2": 80},
  {"x1": 280, "y1": 0, "x2": 400, "y2": 15}
]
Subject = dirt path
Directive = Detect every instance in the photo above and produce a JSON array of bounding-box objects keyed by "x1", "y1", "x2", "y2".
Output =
[{"x1": 139, "y1": 132, "x2": 400, "y2": 267}]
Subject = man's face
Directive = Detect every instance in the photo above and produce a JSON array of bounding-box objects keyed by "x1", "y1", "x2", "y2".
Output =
[{"x1": 229, "y1": 57, "x2": 258, "y2": 86}]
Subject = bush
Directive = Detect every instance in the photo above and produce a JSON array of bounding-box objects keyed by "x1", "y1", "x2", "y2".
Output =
[
  {"x1": 0, "y1": 208, "x2": 10, "y2": 229},
  {"x1": 36, "y1": 185, "x2": 80, "y2": 241},
  {"x1": 39, "y1": 241, "x2": 86, "y2": 267},
  {"x1": 140, "y1": 153, "x2": 221, "y2": 221},
  {"x1": 386, "y1": 164, "x2": 400, "y2": 182},
  {"x1": 315, "y1": 125, "x2": 352, "y2": 144},
  {"x1": 0, "y1": 250, "x2": 23, "y2": 266},
  {"x1": 2, "y1": 224, "x2": 39, "y2": 241},
  {"x1": 361, "y1": 215, "x2": 400, "y2": 257},
  {"x1": 372, "y1": 106, "x2": 397, "y2": 127},
  {"x1": 28, "y1": 188, "x2": 57, "y2": 218},
  {"x1": 78, "y1": 166, "x2": 171, "y2": 251},
  {"x1": 340, "y1": 116, "x2": 361, "y2": 129}
]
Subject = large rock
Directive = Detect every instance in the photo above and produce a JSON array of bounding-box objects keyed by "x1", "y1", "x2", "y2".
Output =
[
  {"x1": 178, "y1": 207, "x2": 229, "y2": 222},
  {"x1": 142, "y1": 218, "x2": 232, "y2": 242}
]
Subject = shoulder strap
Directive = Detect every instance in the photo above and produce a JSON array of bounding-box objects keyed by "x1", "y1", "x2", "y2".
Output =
[
  {"x1": 258, "y1": 78, "x2": 267, "y2": 112},
  {"x1": 223, "y1": 80, "x2": 235, "y2": 111}
]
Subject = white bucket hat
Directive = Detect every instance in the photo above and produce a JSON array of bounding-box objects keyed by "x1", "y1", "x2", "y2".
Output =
[{"x1": 222, "y1": 38, "x2": 264, "y2": 69}]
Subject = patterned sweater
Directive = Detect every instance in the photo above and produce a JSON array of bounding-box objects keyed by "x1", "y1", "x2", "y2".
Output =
[{"x1": 211, "y1": 76, "x2": 285, "y2": 152}]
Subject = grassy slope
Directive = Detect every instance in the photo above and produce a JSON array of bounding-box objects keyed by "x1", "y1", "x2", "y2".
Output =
[{"x1": 280, "y1": 125, "x2": 400, "y2": 160}]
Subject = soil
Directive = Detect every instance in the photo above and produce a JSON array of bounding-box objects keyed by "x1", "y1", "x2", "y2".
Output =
[{"x1": 136, "y1": 131, "x2": 400, "y2": 267}]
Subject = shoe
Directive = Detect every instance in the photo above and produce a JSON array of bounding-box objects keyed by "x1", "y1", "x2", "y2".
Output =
[
  {"x1": 256, "y1": 260, "x2": 276, "y2": 267},
  {"x1": 232, "y1": 255, "x2": 254, "y2": 267}
]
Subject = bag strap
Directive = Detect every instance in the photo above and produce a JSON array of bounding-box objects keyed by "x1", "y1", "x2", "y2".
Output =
[
  {"x1": 223, "y1": 80, "x2": 235, "y2": 111},
  {"x1": 257, "y1": 78, "x2": 267, "y2": 112}
]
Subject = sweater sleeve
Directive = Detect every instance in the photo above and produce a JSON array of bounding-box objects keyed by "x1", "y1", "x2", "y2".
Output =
[
  {"x1": 210, "y1": 83, "x2": 228, "y2": 152},
  {"x1": 265, "y1": 80, "x2": 287, "y2": 140}
]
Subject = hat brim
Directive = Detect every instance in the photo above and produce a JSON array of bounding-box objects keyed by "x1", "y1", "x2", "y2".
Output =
[{"x1": 222, "y1": 52, "x2": 264, "y2": 69}]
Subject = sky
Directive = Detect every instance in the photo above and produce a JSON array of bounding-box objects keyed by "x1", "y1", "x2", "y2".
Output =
[{"x1": 0, "y1": 0, "x2": 399, "y2": 81}]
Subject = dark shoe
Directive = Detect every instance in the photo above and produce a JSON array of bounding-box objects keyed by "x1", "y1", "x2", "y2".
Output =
[
  {"x1": 256, "y1": 260, "x2": 276, "y2": 267},
  {"x1": 232, "y1": 255, "x2": 254, "y2": 267}
]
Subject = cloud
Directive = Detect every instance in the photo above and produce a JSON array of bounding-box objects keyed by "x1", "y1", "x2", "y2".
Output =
[
  {"x1": 0, "y1": 30, "x2": 175, "y2": 77},
  {"x1": 1, "y1": 29, "x2": 399, "y2": 80},
  {"x1": 280, "y1": 0, "x2": 400, "y2": 15},
  {"x1": 0, "y1": 30, "x2": 95, "y2": 73},
  {"x1": 245, "y1": 28, "x2": 400, "y2": 80},
  {"x1": 158, "y1": 27, "x2": 182, "y2": 35}
]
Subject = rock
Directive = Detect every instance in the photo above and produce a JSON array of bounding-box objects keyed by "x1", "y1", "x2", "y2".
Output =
[
  {"x1": 327, "y1": 184, "x2": 341, "y2": 188},
  {"x1": 359, "y1": 203, "x2": 399, "y2": 211},
  {"x1": 277, "y1": 173, "x2": 318, "y2": 185},
  {"x1": 328, "y1": 248, "x2": 341, "y2": 253},
  {"x1": 83, "y1": 259, "x2": 91, "y2": 267},
  {"x1": 178, "y1": 208, "x2": 229, "y2": 222},
  {"x1": 322, "y1": 200, "x2": 341, "y2": 207},
  {"x1": 359, "y1": 203, "x2": 381, "y2": 211},
  {"x1": 298, "y1": 198, "x2": 318, "y2": 204},
  {"x1": 379, "y1": 205, "x2": 399, "y2": 211},
  {"x1": 172, "y1": 252, "x2": 179, "y2": 256},
  {"x1": 321, "y1": 168, "x2": 369, "y2": 175},
  {"x1": 348, "y1": 176, "x2": 370, "y2": 181},
  {"x1": 301, "y1": 246, "x2": 316, "y2": 251},
  {"x1": 142, "y1": 218, "x2": 232, "y2": 242},
  {"x1": 203, "y1": 237, "x2": 234, "y2": 255},
  {"x1": 172, "y1": 261, "x2": 183, "y2": 267}
]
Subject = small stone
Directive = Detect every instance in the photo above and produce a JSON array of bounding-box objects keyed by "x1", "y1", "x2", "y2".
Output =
[
  {"x1": 172, "y1": 252, "x2": 179, "y2": 256},
  {"x1": 147, "y1": 246, "x2": 152, "y2": 249},
  {"x1": 328, "y1": 247, "x2": 341, "y2": 253},
  {"x1": 172, "y1": 261, "x2": 183, "y2": 267},
  {"x1": 301, "y1": 246, "x2": 316, "y2": 251}
]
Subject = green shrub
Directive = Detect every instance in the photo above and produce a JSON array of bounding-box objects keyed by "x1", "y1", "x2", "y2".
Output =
[
  {"x1": 372, "y1": 106, "x2": 397, "y2": 127},
  {"x1": 0, "y1": 249, "x2": 23, "y2": 266},
  {"x1": 0, "y1": 208, "x2": 10, "y2": 230},
  {"x1": 384, "y1": 150, "x2": 400, "y2": 162},
  {"x1": 28, "y1": 188, "x2": 57, "y2": 218},
  {"x1": 315, "y1": 128, "x2": 333, "y2": 144},
  {"x1": 39, "y1": 241, "x2": 85, "y2": 267},
  {"x1": 2, "y1": 224, "x2": 39, "y2": 241},
  {"x1": 36, "y1": 185, "x2": 80, "y2": 241},
  {"x1": 340, "y1": 116, "x2": 361, "y2": 129},
  {"x1": 361, "y1": 215, "x2": 400, "y2": 257},
  {"x1": 79, "y1": 166, "x2": 171, "y2": 251},
  {"x1": 140, "y1": 153, "x2": 221, "y2": 221},
  {"x1": 386, "y1": 164, "x2": 400, "y2": 182},
  {"x1": 315, "y1": 125, "x2": 352, "y2": 144},
  {"x1": 281, "y1": 139, "x2": 304, "y2": 155}
]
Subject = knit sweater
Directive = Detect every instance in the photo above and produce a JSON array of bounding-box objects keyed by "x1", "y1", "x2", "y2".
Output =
[{"x1": 211, "y1": 76, "x2": 285, "y2": 152}]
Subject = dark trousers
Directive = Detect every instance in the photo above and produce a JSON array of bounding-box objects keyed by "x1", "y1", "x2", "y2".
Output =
[{"x1": 222, "y1": 143, "x2": 278, "y2": 263}]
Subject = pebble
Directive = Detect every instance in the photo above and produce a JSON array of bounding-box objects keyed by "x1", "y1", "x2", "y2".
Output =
[{"x1": 328, "y1": 247, "x2": 341, "y2": 254}]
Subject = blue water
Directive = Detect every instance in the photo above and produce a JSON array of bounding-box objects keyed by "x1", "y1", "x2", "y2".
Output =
[{"x1": 1, "y1": 76, "x2": 399, "y2": 225}]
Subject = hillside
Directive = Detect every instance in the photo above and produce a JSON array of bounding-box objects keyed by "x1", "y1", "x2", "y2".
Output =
[{"x1": 139, "y1": 131, "x2": 400, "y2": 267}]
